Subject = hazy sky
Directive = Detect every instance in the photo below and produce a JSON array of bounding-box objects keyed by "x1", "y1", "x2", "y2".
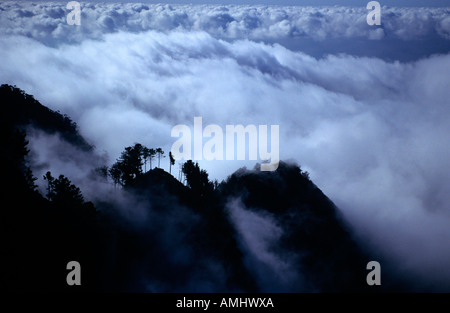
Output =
[
  {"x1": 164, "y1": 0, "x2": 449, "y2": 7},
  {"x1": 17, "y1": 0, "x2": 450, "y2": 7}
]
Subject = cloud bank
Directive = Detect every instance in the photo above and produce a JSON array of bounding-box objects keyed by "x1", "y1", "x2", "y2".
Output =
[
  {"x1": 1, "y1": 2, "x2": 450, "y2": 290},
  {"x1": 1, "y1": 2, "x2": 449, "y2": 56}
]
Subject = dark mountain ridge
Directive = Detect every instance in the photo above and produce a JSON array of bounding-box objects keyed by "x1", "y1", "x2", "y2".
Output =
[
  {"x1": 0, "y1": 84, "x2": 404, "y2": 292},
  {"x1": 0, "y1": 84, "x2": 92, "y2": 151}
]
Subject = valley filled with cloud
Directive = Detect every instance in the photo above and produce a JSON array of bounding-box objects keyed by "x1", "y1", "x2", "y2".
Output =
[{"x1": 1, "y1": 1, "x2": 449, "y2": 291}]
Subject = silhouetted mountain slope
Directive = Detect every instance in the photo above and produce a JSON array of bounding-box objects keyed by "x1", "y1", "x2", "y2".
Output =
[
  {"x1": 123, "y1": 168, "x2": 259, "y2": 292},
  {"x1": 0, "y1": 84, "x2": 92, "y2": 151},
  {"x1": 130, "y1": 167, "x2": 190, "y2": 206},
  {"x1": 220, "y1": 163, "x2": 372, "y2": 292},
  {"x1": 1, "y1": 84, "x2": 403, "y2": 292}
]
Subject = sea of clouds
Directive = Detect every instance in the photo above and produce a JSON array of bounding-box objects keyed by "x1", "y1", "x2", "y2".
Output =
[
  {"x1": 1, "y1": 2, "x2": 450, "y2": 43},
  {"x1": 1, "y1": 1, "x2": 450, "y2": 290}
]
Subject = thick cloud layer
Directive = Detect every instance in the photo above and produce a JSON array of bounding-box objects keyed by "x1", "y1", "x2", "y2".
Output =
[
  {"x1": 1, "y1": 2, "x2": 450, "y2": 290},
  {"x1": 1, "y1": 2, "x2": 449, "y2": 59}
]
